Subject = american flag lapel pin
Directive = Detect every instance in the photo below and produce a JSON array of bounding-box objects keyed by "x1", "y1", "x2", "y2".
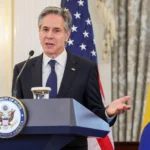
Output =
[{"x1": 71, "y1": 68, "x2": 75, "y2": 71}]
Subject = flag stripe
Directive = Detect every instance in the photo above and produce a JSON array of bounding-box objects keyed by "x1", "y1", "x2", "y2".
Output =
[
  {"x1": 97, "y1": 74, "x2": 114, "y2": 150},
  {"x1": 97, "y1": 136, "x2": 113, "y2": 150}
]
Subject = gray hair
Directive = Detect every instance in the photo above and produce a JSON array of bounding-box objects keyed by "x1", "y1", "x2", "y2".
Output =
[{"x1": 38, "y1": 6, "x2": 72, "y2": 33}]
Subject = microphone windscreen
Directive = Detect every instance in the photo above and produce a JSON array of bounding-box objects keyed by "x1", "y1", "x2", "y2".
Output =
[{"x1": 29, "y1": 50, "x2": 34, "y2": 56}]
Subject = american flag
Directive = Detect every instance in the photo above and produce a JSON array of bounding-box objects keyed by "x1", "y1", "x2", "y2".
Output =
[
  {"x1": 61, "y1": 0, "x2": 114, "y2": 150},
  {"x1": 61, "y1": 0, "x2": 97, "y2": 62}
]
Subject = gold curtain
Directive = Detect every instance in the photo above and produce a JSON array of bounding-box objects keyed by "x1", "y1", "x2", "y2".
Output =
[
  {"x1": 110, "y1": 0, "x2": 150, "y2": 142},
  {"x1": 97, "y1": 0, "x2": 150, "y2": 142}
]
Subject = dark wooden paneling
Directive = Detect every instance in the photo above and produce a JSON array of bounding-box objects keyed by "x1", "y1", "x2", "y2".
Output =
[{"x1": 115, "y1": 142, "x2": 139, "y2": 150}]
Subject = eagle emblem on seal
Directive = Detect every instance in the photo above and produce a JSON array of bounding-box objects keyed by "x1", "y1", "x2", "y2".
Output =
[{"x1": 0, "y1": 109, "x2": 16, "y2": 126}]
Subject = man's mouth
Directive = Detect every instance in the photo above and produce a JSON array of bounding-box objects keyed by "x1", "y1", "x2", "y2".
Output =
[
  {"x1": 45, "y1": 42, "x2": 55, "y2": 48},
  {"x1": 46, "y1": 42, "x2": 54, "y2": 45}
]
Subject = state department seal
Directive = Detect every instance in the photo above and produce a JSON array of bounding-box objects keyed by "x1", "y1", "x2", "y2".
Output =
[{"x1": 0, "y1": 96, "x2": 26, "y2": 138}]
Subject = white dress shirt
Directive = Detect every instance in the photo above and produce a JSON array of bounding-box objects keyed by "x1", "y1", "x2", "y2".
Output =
[{"x1": 42, "y1": 50, "x2": 67, "y2": 93}]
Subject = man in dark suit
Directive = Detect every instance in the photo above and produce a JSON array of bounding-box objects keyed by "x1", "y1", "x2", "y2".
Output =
[{"x1": 12, "y1": 6, "x2": 131, "y2": 150}]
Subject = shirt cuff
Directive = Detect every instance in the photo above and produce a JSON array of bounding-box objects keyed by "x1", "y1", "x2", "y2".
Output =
[{"x1": 105, "y1": 110, "x2": 116, "y2": 123}]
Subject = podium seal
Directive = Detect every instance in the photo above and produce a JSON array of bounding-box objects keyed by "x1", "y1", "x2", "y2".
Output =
[{"x1": 0, "y1": 96, "x2": 26, "y2": 138}]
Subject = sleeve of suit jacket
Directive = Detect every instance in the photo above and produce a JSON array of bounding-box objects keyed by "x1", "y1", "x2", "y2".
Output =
[{"x1": 84, "y1": 63, "x2": 116, "y2": 126}]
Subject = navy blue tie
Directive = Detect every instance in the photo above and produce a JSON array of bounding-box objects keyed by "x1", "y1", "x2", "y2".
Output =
[{"x1": 46, "y1": 60, "x2": 57, "y2": 98}]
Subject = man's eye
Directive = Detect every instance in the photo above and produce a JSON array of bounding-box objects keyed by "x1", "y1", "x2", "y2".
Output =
[
  {"x1": 54, "y1": 29, "x2": 60, "y2": 32},
  {"x1": 43, "y1": 28, "x2": 48, "y2": 31}
]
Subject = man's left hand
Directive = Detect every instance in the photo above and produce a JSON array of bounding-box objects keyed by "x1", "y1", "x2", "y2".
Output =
[{"x1": 106, "y1": 96, "x2": 132, "y2": 117}]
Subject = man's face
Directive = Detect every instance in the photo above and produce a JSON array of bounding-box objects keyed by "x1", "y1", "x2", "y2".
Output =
[{"x1": 39, "y1": 14, "x2": 70, "y2": 58}]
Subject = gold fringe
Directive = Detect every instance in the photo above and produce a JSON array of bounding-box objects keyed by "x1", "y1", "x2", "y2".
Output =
[{"x1": 96, "y1": 0, "x2": 116, "y2": 62}]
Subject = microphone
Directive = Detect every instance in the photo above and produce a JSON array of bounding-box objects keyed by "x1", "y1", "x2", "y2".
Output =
[{"x1": 13, "y1": 50, "x2": 34, "y2": 97}]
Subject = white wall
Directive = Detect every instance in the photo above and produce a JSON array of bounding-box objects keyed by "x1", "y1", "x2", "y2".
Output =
[
  {"x1": 14, "y1": 0, "x2": 61, "y2": 64},
  {"x1": 0, "y1": 0, "x2": 13, "y2": 96},
  {"x1": 13, "y1": 0, "x2": 112, "y2": 103}
]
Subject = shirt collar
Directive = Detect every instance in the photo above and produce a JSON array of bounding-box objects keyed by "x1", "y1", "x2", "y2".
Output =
[{"x1": 43, "y1": 50, "x2": 67, "y2": 67}]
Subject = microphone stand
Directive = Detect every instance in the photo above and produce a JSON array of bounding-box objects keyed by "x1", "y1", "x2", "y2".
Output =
[{"x1": 13, "y1": 50, "x2": 34, "y2": 97}]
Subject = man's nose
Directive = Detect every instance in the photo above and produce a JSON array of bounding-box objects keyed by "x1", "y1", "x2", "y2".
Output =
[{"x1": 47, "y1": 30, "x2": 53, "y2": 38}]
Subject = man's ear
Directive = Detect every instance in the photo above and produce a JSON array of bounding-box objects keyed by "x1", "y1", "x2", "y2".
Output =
[{"x1": 65, "y1": 31, "x2": 71, "y2": 41}]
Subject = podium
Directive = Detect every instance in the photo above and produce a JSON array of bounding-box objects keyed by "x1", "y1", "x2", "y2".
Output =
[{"x1": 0, "y1": 98, "x2": 110, "y2": 150}]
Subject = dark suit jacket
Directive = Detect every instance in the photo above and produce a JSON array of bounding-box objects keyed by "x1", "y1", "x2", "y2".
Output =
[{"x1": 12, "y1": 51, "x2": 115, "y2": 149}]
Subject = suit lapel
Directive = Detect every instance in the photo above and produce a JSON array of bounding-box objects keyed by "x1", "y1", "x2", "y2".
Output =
[
  {"x1": 57, "y1": 52, "x2": 78, "y2": 97},
  {"x1": 30, "y1": 52, "x2": 79, "y2": 97},
  {"x1": 31, "y1": 54, "x2": 43, "y2": 87}
]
